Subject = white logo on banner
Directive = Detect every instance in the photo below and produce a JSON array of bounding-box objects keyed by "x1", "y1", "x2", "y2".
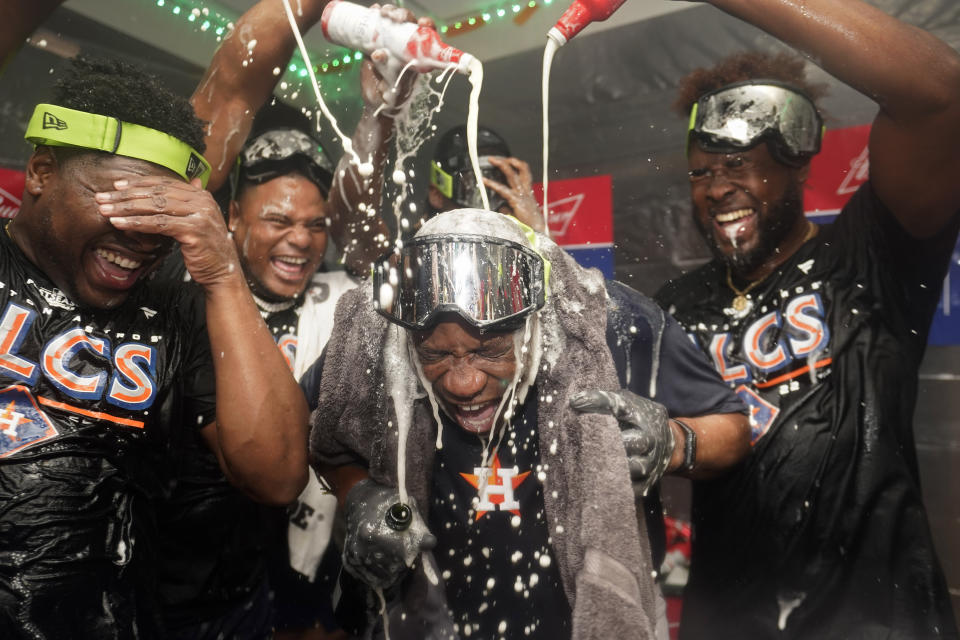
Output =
[
  {"x1": 837, "y1": 146, "x2": 870, "y2": 196},
  {"x1": 546, "y1": 192, "x2": 586, "y2": 238},
  {"x1": 0, "y1": 186, "x2": 21, "y2": 220}
]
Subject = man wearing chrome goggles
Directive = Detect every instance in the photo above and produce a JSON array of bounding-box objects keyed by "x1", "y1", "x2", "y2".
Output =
[
  {"x1": 654, "y1": 0, "x2": 960, "y2": 637},
  {"x1": 304, "y1": 208, "x2": 748, "y2": 638}
]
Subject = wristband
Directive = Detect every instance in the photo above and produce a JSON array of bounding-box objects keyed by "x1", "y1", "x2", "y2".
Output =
[{"x1": 672, "y1": 419, "x2": 697, "y2": 473}]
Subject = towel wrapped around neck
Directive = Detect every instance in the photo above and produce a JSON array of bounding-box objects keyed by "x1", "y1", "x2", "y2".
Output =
[{"x1": 310, "y1": 228, "x2": 657, "y2": 639}]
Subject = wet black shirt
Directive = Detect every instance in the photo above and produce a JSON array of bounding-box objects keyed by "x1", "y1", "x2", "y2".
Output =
[
  {"x1": 656, "y1": 183, "x2": 959, "y2": 639},
  {"x1": 156, "y1": 304, "x2": 299, "y2": 636},
  {"x1": 0, "y1": 231, "x2": 216, "y2": 639},
  {"x1": 425, "y1": 281, "x2": 745, "y2": 639}
]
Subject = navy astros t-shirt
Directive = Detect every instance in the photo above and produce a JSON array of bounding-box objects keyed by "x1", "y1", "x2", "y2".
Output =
[{"x1": 429, "y1": 393, "x2": 571, "y2": 639}]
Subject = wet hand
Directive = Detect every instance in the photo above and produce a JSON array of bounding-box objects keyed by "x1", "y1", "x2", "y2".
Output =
[
  {"x1": 362, "y1": 54, "x2": 417, "y2": 113},
  {"x1": 342, "y1": 479, "x2": 436, "y2": 591},
  {"x1": 483, "y1": 156, "x2": 546, "y2": 232},
  {"x1": 367, "y1": 4, "x2": 436, "y2": 91},
  {"x1": 569, "y1": 389, "x2": 674, "y2": 497},
  {"x1": 95, "y1": 177, "x2": 242, "y2": 288}
]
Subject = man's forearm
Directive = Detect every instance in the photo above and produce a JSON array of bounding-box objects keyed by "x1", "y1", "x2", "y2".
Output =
[
  {"x1": 328, "y1": 102, "x2": 394, "y2": 275},
  {"x1": 317, "y1": 462, "x2": 370, "y2": 506},
  {"x1": 192, "y1": 0, "x2": 329, "y2": 192},
  {"x1": 667, "y1": 412, "x2": 750, "y2": 479},
  {"x1": 206, "y1": 276, "x2": 309, "y2": 504}
]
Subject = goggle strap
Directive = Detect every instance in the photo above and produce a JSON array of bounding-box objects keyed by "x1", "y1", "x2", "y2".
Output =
[
  {"x1": 511, "y1": 218, "x2": 552, "y2": 298},
  {"x1": 686, "y1": 102, "x2": 699, "y2": 156}
]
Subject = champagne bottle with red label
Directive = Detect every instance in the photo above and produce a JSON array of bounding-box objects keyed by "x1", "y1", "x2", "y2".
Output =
[
  {"x1": 548, "y1": 0, "x2": 629, "y2": 45},
  {"x1": 321, "y1": 0, "x2": 477, "y2": 75}
]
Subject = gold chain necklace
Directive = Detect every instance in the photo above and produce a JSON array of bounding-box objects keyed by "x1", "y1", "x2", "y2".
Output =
[
  {"x1": 726, "y1": 268, "x2": 764, "y2": 313},
  {"x1": 726, "y1": 221, "x2": 817, "y2": 313}
]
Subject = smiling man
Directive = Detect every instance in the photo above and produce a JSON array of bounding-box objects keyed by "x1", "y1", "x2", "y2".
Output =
[
  {"x1": 153, "y1": 2, "x2": 426, "y2": 637},
  {"x1": 304, "y1": 208, "x2": 747, "y2": 639},
  {"x1": 0, "y1": 56, "x2": 308, "y2": 638},
  {"x1": 653, "y1": 0, "x2": 960, "y2": 636}
]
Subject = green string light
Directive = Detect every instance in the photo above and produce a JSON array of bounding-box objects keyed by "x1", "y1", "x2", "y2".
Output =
[{"x1": 148, "y1": 0, "x2": 554, "y2": 76}]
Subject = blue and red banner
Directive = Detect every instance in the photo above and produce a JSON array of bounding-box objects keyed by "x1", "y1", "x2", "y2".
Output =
[{"x1": 534, "y1": 174, "x2": 614, "y2": 278}]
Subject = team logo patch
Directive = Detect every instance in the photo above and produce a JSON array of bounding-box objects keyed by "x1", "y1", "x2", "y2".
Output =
[
  {"x1": 736, "y1": 384, "x2": 780, "y2": 444},
  {"x1": 460, "y1": 453, "x2": 530, "y2": 520},
  {"x1": 42, "y1": 112, "x2": 67, "y2": 131},
  {"x1": 185, "y1": 153, "x2": 205, "y2": 180},
  {"x1": 0, "y1": 385, "x2": 59, "y2": 458}
]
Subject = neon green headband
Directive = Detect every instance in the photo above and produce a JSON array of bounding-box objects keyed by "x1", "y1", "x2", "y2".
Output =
[{"x1": 24, "y1": 104, "x2": 211, "y2": 187}]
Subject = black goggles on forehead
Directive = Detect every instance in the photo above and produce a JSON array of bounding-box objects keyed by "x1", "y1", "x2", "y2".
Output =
[
  {"x1": 238, "y1": 128, "x2": 334, "y2": 195},
  {"x1": 372, "y1": 234, "x2": 546, "y2": 332},
  {"x1": 688, "y1": 81, "x2": 824, "y2": 164}
]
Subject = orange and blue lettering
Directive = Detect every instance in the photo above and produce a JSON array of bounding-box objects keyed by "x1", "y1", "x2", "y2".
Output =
[
  {"x1": 708, "y1": 333, "x2": 750, "y2": 384},
  {"x1": 41, "y1": 327, "x2": 110, "y2": 400},
  {"x1": 107, "y1": 343, "x2": 157, "y2": 410},
  {"x1": 0, "y1": 303, "x2": 38, "y2": 384},
  {"x1": 277, "y1": 334, "x2": 297, "y2": 372},
  {"x1": 784, "y1": 294, "x2": 829, "y2": 357},
  {"x1": 743, "y1": 310, "x2": 789, "y2": 372}
]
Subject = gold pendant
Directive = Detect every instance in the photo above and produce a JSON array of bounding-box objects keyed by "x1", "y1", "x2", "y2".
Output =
[{"x1": 732, "y1": 295, "x2": 749, "y2": 312}]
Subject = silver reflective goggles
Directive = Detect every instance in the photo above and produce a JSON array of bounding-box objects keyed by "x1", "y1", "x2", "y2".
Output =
[
  {"x1": 688, "y1": 81, "x2": 823, "y2": 165},
  {"x1": 373, "y1": 234, "x2": 546, "y2": 332}
]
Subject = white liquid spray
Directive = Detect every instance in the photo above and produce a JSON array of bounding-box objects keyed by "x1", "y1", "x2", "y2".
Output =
[
  {"x1": 465, "y1": 58, "x2": 490, "y2": 211},
  {"x1": 279, "y1": 0, "x2": 372, "y2": 175},
  {"x1": 541, "y1": 37, "x2": 559, "y2": 235}
]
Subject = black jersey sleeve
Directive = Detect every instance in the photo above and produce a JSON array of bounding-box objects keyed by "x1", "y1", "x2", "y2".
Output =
[{"x1": 605, "y1": 280, "x2": 745, "y2": 418}]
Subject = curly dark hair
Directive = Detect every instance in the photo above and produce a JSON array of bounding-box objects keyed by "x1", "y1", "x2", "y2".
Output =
[
  {"x1": 672, "y1": 51, "x2": 828, "y2": 118},
  {"x1": 53, "y1": 55, "x2": 206, "y2": 152}
]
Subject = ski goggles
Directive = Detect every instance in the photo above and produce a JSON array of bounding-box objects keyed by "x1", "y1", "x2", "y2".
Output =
[
  {"x1": 238, "y1": 128, "x2": 334, "y2": 196},
  {"x1": 687, "y1": 81, "x2": 823, "y2": 164},
  {"x1": 430, "y1": 157, "x2": 507, "y2": 213},
  {"x1": 373, "y1": 233, "x2": 546, "y2": 331},
  {"x1": 25, "y1": 103, "x2": 211, "y2": 187}
]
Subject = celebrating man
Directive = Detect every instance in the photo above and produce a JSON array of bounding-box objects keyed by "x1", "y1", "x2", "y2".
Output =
[{"x1": 654, "y1": 0, "x2": 960, "y2": 636}]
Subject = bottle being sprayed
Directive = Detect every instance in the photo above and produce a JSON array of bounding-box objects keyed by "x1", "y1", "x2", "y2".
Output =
[
  {"x1": 547, "y1": 0, "x2": 629, "y2": 46},
  {"x1": 322, "y1": 1, "x2": 477, "y2": 76}
]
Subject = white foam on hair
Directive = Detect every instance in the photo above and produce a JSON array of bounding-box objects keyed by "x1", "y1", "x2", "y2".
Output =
[{"x1": 416, "y1": 208, "x2": 529, "y2": 246}]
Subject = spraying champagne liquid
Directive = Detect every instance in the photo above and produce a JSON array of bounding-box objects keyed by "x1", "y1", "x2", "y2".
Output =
[
  {"x1": 465, "y1": 59, "x2": 490, "y2": 211},
  {"x1": 541, "y1": 37, "x2": 558, "y2": 234},
  {"x1": 542, "y1": 0, "x2": 629, "y2": 232},
  {"x1": 280, "y1": 0, "x2": 371, "y2": 176}
]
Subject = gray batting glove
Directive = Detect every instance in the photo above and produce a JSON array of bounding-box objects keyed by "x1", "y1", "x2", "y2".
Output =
[
  {"x1": 570, "y1": 389, "x2": 674, "y2": 497},
  {"x1": 342, "y1": 479, "x2": 437, "y2": 591}
]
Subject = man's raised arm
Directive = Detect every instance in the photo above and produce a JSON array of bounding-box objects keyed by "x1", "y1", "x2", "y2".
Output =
[{"x1": 704, "y1": 0, "x2": 960, "y2": 237}]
